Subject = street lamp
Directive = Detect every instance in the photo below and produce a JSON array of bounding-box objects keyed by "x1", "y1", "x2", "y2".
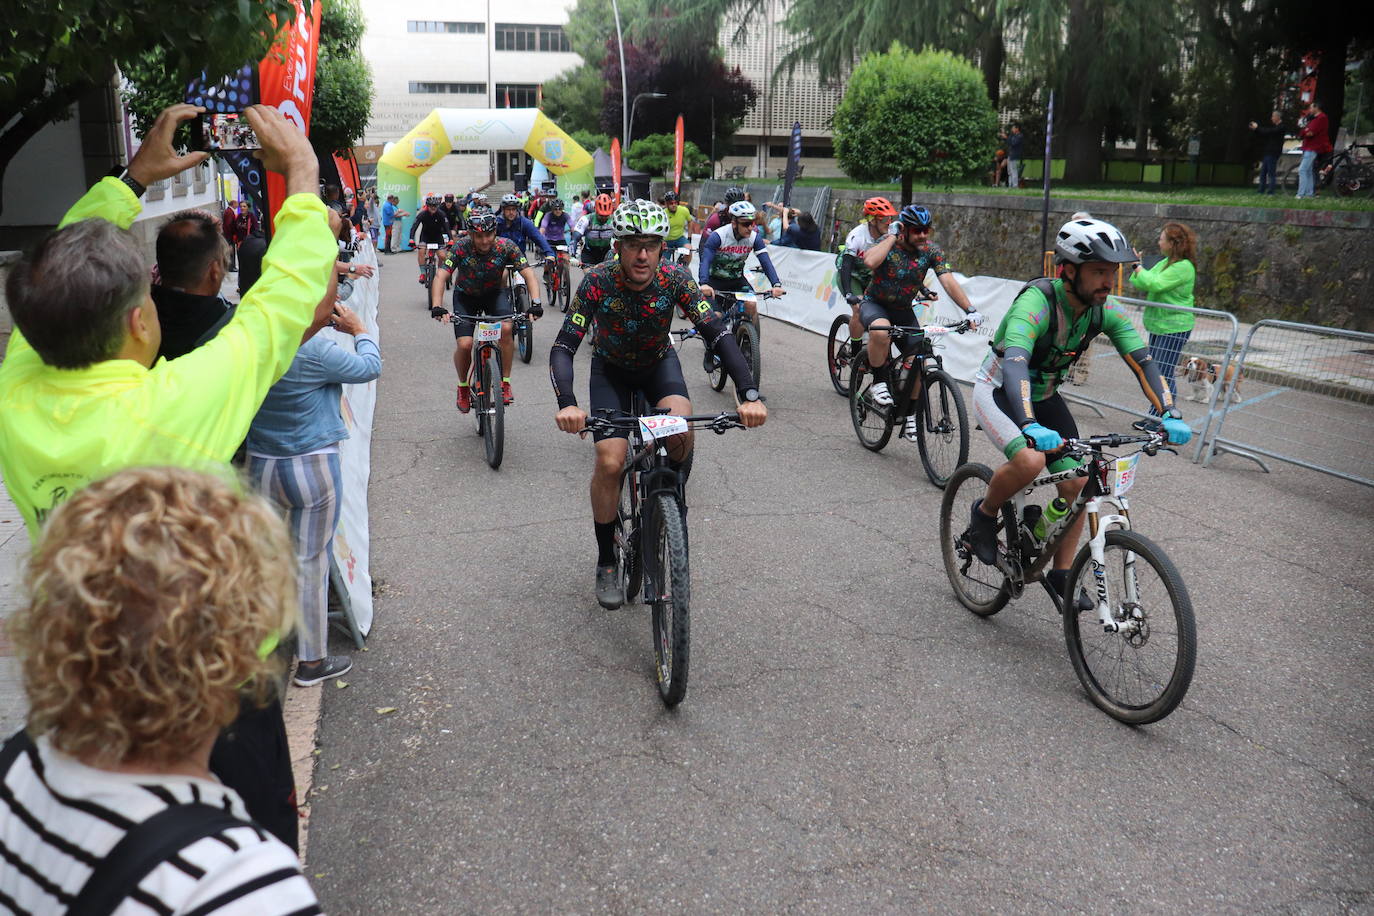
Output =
[
  {"x1": 626, "y1": 92, "x2": 667, "y2": 151},
  {"x1": 611, "y1": 0, "x2": 629, "y2": 146}
]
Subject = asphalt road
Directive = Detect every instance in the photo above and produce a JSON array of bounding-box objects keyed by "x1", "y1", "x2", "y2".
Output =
[{"x1": 306, "y1": 255, "x2": 1373, "y2": 913}]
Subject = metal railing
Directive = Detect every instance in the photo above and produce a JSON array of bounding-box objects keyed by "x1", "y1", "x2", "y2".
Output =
[
  {"x1": 1059, "y1": 296, "x2": 1242, "y2": 463},
  {"x1": 1200, "y1": 319, "x2": 1374, "y2": 487}
]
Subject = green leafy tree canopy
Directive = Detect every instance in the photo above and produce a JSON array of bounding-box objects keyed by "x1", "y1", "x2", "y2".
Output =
[
  {"x1": 833, "y1": 45, "x2": 997, "y2": 202},
  {"x1": 625, "y1": 133, "x2": 710, "y2": 178}
]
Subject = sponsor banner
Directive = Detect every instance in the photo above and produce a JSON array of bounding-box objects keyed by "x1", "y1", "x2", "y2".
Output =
[
  {"x1": 333, "y1": 152, "x2": 361, "y2": 202},
  {"x1": 673, "y1": 115, "x2": 684, "y2": 194},
  {"x1": 611, "y1": 138, "x2": 622, "y2": 203},
  {"x1": 782, "y1": 121, "x2": 802, "y2": 207},
  {"x1": 323, "y1": 237, "x2": 379, "y2": 635},
  {"x1": 352, "y1": 144, "x2": 385, "y2": 166}
]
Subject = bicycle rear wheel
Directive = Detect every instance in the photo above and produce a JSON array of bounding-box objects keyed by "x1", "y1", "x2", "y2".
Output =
[
  {"x1": 938, "y1": 462, "x2": 1012, "y2": 616},
  {"x1": 849, "y1": 357, "x2": 893, "y2": 451},
  {"x1": 1063, "y1": 529, "x2": 1196, "y2": 724},
  {"x1": 559, "y1": 264, "x2": 572, "y2": 312},
  {"x1": 516, "y1": 316, "x2": 533, "y2": 364},
  {"x1": 482, "y1": 350, "x2": 504, "y2": 468},
  {"x1": 707, "y1": 329, "x2": 728, "y2": 392},
  {"x1": 915, "y1": 368, "x2": 970, "y2": 488},
  {"x1": 736, "y1": 321, "x2": 761, "y2": 389},
  {"x1": 649, "y1": 493, "x2": 690, "y2": 707},
  {"x1": 826, "y1": 315, "x2": 855, "y2": 397}
]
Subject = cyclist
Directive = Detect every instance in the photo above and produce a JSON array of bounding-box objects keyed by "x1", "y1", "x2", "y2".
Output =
[
  {"x1": 571, "y1": 193, "x2": 617, "y2": 266},
  {"x1": 837, "y1": 197, "x2": 898, "y2": 358},
  {"x1": 859, "y1": 204, "x2": 982, "y2": 440},
  {"x1": 412, "y1": 194, "x2": 453, "y2": 281},
  {"x1": 430, "y1": 207, "x2": 544, "y2": 408},
  {"x1": 550, "y1": 200, "x2": 767, "y2": 609},
  {"x1": 540, "y1": 198, "x2": 577, "y2": 293},
  {"x1": 698, "y1": 200, "x2": 784, "y2": 319},
  {"x1": 702, "y1": 186, "x2": 746, "y2": 233},
  {"x1": 662, "y1": 191, "x2": 694, "y2": 263},
  {"x1": 497, "y1": 193, "x2": 554, "y2": 278},
  {"x1": 438, "y1": 192, "x2": 463, "y2": 237},
  {"x1": 963, "y1": 217, "x2": 1191, "y2": 601}
]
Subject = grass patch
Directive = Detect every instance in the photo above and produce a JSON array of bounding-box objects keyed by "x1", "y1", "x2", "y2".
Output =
[{"x1": 790, "y1": 177, "x2": 1374, "y2": 211}]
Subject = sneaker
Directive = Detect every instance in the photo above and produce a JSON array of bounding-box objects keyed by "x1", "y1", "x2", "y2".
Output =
[
  {"x1": 702, "y1": 348, "x2": 717, "y2": 374},
  {"x1": 965, "y1": 498, "x2": 1000, "y2": 565},
  {"x1": 1131, "y1": 417, "x2": 1162, "y2": 433},
  {"x1": 456, "y1": 385, "x2": 471, "y2": 413},
  {"x1": 501, "y1": 381, "x2": 514, "y2": 405},
  {"x1": 902, "y1": 413, "x2": 921, "y2": 441},
  {"x1": 293, "y1": 655, "x2": 352, "y2": 687},
  {"x1": 869, "y1": 381, "x2": 893, "y2": 406},
  {"x1": 595, "y1": 563, "x2": 624, "y2": 610}
]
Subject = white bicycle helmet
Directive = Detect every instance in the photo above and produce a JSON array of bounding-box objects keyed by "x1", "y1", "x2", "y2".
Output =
[
  {"x1": 1054, "y1": 218, "x2": 1135, "y2": 264},
  {"x1": 500, "y1": 193, "x2": 521, "y2": 207},
  {"x1": 610, "y1": 199, "x2": 671, "y2": 238},
  {"x1": 727, "y1": 200, "x2": 757, "y2": 220}
]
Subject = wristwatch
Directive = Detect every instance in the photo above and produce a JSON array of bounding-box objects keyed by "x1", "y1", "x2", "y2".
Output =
[
  {"x1": 740, "y1": 388, "x2": 763, "y2": 403},
  {"x1": 117, "y1": 168, "x2": 146, "y2": 198}
]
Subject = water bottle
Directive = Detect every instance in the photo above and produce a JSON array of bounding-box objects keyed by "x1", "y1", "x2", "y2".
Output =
[{"x1": 1033, "y1": 497, "x2": 1070, "y2": 542}]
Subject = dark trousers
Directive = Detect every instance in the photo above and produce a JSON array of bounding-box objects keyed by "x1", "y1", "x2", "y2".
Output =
[
  {"x1": 1258, "y1": 154, "x2": 1278, "y2": 194},
  {"x1": 210, "y1": 696, "x2": 299, "y2": 852}
]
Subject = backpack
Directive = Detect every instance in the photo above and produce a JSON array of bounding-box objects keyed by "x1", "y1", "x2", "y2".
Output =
[
  {"x1": 999, "y1": 277, "x2": 1103, "y2": 378},
  {"x1": 1, "y1": 730, "x2": 251, "y2": 916}
]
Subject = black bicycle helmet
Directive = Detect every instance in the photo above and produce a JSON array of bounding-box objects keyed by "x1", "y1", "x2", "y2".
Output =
[
  {"x1": 898, "y1": 204, "x2": 932, "y2": 228},
  {"x1": 724, "y1": 186, "x2": 746, "y2": 204}
]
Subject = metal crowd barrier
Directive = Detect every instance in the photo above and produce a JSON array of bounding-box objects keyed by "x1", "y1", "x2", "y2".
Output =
[
  {"x1": 1059, "y1": 296, "x2": 1242, "y2": 463},
  {"x1": 1200, "y1": 319, "x2": 1374, "y2": 488}
]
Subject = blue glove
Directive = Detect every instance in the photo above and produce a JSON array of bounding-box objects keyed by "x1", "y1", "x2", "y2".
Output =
[
  {"x1": 1162, "y1": 417, "x2": 1192, "y2": 445},
  {"x1": 1021, "y1": 422, "x2": 1063, "y2": 451}
]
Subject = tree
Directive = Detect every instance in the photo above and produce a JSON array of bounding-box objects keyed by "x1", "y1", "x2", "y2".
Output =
[
  {"x1": 625, "y1": 133, "x2": 711, "y2": 177},
  {"x1": 0, "y1": 0, "x2": 297, "y2": 217},
  {"x1": 833, "y1": 46, "x2": 997, "y2": 203},
  {"x1": 570, "y1": 129, "x2": 613, "y2": 155},
  {"x1": 543, "y1": 63, "x2": 606, "y2": 133}
]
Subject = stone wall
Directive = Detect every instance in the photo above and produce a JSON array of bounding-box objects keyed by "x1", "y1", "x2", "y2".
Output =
[{"x1": 683, "y1": 184, "x2": 1374, "y2": 331}]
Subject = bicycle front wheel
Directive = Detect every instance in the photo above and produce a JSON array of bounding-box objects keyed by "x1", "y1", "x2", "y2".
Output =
[
  {"x1": 849, "y1": 358, "x2": 893, "y2": 451},
  {"x1": 915, "y1": 368, "x2": 970, "y2": 489},
  {"x1": 938, "y1": 462, "x2": 1012, "y2": 616},
  {"x1": 1063, "y1": 529, "x2": 1196, "y2": 724},
  {"x1": 736, "y1": 320, "x2": 761, "y2": 389},
  {"x1": 649, "y1": 493, "x2": 690, "y2": 707},
  {"x1": 482, "y1": 350, "x2": 505, "y2": 468},
  {"x1": 620, "y1": 467, "x2": 642, "y2": 604},
  {"x1": 826, "y1": 315, "x2": 854, "y2": 397},
  {"x1": 517, "y1": 316, "x2": 533, "y2": 364}
]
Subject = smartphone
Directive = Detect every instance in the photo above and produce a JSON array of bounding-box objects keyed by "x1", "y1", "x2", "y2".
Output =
[{"x1": 190, "y1": 113, "x2": 261, "y2": 153}]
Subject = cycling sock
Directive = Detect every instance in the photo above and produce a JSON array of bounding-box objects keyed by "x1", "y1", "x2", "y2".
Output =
[
  {"x1": 501, "y1": 376, "x2": 511, "y2": 384},
  {"x1": 849, "y1": 336, "x2": 863, "y2": 346},
  {"x1": 457, "y1": 381, "x2": 469, "y2": 388},
  {"x1": 594, "y1": 521, "x2": 617, "y2": 566},
  {"x1": 1047, "y1": 568, "x2": 1070, "y2": 595},
  {"x1": 872, "y1": 363, "x2": 890, "y2": 383}
]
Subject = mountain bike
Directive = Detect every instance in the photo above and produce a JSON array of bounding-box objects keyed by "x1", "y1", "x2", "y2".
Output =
[
  {"x1": 1324, "y1": 142, "x2": 1374, "y2": 197},
  {"x1": 828, "y1": 287, "x2": 938, "y2": 398},
  {"x1": 436, "y1": 310, "x2": 532, "y2": 469},
  {"x1": 420, "y1": 242, "x2": 442, "y2": 308},
  {"x1": 582, "y1": 404, "x2": 747, "y2": 707},
  {"x1": 848, "y1": 318, "x2": 972, "y2": 488},
  {"x1": 674, "y1": 289, "x2": 776, "y2": 392},
  {"x1": 544, "y1": 244, "x2": 576, "y2": 313},
  {"x1": 506, "y1": 262, "x2": 543, "y2": 364},
  {"x1": 938, "y1": 432, "x2": 1196, "y2": 724}
]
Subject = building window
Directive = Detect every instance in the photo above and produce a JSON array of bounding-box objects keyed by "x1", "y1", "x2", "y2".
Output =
[
  {"x1": 407, "y1": 21, "x2": 484, "y2": 34},
  {"x1": 409, "y1": 82, "x2": 487, "y2": 95},
  {"x1": 497, "y1": 151, "x2": 533, "y2": 183},
  {"x1": 494, "y1": 23, "x2": 570, "y2": 53},
  {"x1": 729, "y1": 143, "x2": 755, "y2": 157},
  {"x1": 496, "y1": 84, "x2": 540, "y2": 108},
  {"x1": 767, "y1": 143, "x2": 834, "y2": 158}
]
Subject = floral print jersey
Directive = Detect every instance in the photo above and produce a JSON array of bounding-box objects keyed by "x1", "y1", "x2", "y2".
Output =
[
  {"x1": 865, "y1": 241, "x2": 952, "y2": 307},
  {"x1": 440, "y1": 237, "x2": 527, "y2": 298}
]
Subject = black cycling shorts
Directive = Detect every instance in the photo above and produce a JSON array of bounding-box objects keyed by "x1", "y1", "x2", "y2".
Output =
[
  {"x1": 588, "y1": 351, "x2": 690, "y2": 442},
  {"x1": 581, "y1": 245, "x2": 612, "y2": 266},
  {"x1": 859, "y1": 299, "x2": 917, "y2": 331},
  {"x1": 452, "y1": 290, "x2": 512, "y2": 339}
]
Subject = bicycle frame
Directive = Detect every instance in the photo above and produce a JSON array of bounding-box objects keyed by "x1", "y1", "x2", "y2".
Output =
[
  {"x1": 860, "y1": 322, "x2": 967, "y2": 427},
  {"x1": 617, "y1": 395, "x2": 687, "y2": 606}
]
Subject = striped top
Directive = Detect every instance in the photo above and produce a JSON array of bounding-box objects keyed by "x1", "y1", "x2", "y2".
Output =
[{"x1": 1, "y1": 732, "x2": 321, "y2": 915}]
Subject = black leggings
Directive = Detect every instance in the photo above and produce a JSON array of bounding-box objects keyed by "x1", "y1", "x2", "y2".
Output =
[{"x1": 588, "y1": 352, "x2": 691, "y2": 442}]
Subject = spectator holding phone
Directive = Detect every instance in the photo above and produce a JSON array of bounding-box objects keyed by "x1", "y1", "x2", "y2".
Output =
[{"x1": 1249, "y1": 111, "x2": 1286, "y2": 195}]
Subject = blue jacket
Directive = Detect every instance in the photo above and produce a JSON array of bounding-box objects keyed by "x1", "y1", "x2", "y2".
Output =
[
  {"x1": 497, "y1": 215, "x2": 554, "y2": 259},
  {"x1": 381, "y1": 201, "x2": 397, "y2": 226},
  {"x1": 245, "y1": 334, "x2": 382, "y2": 457}
]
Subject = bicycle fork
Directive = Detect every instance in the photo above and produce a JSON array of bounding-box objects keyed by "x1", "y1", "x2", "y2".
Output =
[{"x1": 1081, "y1": 496, "x2": 1141, "y2": 635}]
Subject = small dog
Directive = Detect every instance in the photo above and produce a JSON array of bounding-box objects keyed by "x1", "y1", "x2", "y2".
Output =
[{"x1": 1178, "y1": 356, "x2": 1244, "y2": 404}]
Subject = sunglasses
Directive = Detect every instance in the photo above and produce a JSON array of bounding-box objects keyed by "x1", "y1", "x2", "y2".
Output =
[{"x1": 735, "y1": 219, "x2": 755, "y2": 228}]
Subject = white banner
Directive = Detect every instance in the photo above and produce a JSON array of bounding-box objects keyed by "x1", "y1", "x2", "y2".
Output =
[
  {"x1": 699, "y1": 243, "x2": 1028, "y2": 383},
  {"x1": 323, "y1": 239, "x2": 379, "y2": 636}
]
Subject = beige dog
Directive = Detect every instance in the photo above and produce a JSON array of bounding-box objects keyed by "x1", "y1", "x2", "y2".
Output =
[{"x1": 1179, "y1": 356, "x2": 1244, "y2": 404}]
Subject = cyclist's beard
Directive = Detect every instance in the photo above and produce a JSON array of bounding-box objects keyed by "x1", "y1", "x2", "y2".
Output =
[{"x1": 1069, "y1": 268, "x2": 1111, "y2": 306}]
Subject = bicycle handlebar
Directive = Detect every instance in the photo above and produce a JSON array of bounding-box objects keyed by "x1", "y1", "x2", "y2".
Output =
[
  {"x1": 881, "y1": 320, "x2": 973, "y2": 338},
  {"x1": 582, "y1": 410, "x2": 745, "y2": 437}
]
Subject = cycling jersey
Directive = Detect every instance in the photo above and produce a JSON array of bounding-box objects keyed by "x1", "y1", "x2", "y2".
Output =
[
  {"x1": 838, "y1": 222, "x2": 894, "y2": 295},
  {"x1": 699, "y1": 225, "x2": 781, "y2": 288},
  {"x1": 438, "y1": 203, "x2": 463, "y2": 230},
  {"x1": 573, "y1": 214, "x2": 614, "y2": 255},
  {"x1": 412, "y1": 207, "x2": 451, "y2": 243},
  {"x1": 497, "y1": 214, "x2": 554, "y2": 260},
  {"x1": 550, "y1": 262, "x2": 754, "y2": 408},
  {"x1": 439, "y1": 237, "x2": 528, "y2": 299},
  {"x1": 541, "y1": 211, "x2": 570, "y2": 244},
  {"x1": 865, "y1": 240, "x2": 951, "y2": 307},
  {"x1": 665, "y1": 205, "x2": 691, "y2": 242}
]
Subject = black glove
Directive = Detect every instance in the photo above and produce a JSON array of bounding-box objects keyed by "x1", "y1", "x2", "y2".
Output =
[
  {"x1": 529, "y1": 303, "x2": 544, "y2": 319},
  {"x1": 430, "y1": 306, "x2": 449, "y2": 320},
  {"x1": 845, "y1": 294, "x2": 861, "y2": 306}
]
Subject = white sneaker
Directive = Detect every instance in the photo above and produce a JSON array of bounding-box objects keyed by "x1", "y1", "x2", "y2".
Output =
[
  {"x1": 903, "y1": 414, "x2": 920, "y2": 440},
  {"x1": 869, "y1": 382, "x2": 893, "y2": 406}
]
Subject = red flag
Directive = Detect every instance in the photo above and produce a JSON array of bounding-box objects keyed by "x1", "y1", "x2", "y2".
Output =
[
  {"x1": 504, "y1": 88, "x2": 511, "y2": 108},
  {"x1": 673, "y1": 115, "x2": 685, "y2": 195},
  {"x1": 333, "y1": 151, "x2": 360, "y2": 202},
  {"x1": 536, "y1": 85, "x2": 543, "y2": 109},
  {"x1": 258, "y1": 0, "x2": 323, "y2": 225},
  {"x1": 611, "y1": 138, "x2": 622, "y2": 204}
]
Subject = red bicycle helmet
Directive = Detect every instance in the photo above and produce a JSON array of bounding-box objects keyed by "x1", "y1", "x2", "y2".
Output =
[
  {"x1": 594, "y1": 193, "x2": 615, "y2": 217},
  {"x1": 863, "y1": 197, "x2": 897, "y2": 218}
]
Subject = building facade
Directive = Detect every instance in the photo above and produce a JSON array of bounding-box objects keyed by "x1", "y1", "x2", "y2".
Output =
[{"x1": 358, "y1": 0, "x2": 583, "y2": 196}]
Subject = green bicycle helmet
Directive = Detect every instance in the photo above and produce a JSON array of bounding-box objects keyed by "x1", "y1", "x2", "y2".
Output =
[{"x1": 610, "y1": 199, "x2": 671, "y2": 238}]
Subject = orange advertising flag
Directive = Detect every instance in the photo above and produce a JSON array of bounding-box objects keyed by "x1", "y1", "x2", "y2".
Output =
[
  {"x1": 611, "y1": 138, "x2": 622, "y2": 204},
  {"x1": 673, "y1": 115, "x2": 685, "y2": 195}
]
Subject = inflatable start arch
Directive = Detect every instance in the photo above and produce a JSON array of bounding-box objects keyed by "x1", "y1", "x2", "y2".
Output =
[{"x1": 378, "y1": 108, "x2": 594, "y2": 242}]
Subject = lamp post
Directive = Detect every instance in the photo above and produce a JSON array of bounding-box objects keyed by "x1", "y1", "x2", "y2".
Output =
[
  {"x1": 627, "y1": 92, "x2": 667, "y2": 151},
  {"x1": 611, "y1": 0, "x2": 629, "y2": 147}
]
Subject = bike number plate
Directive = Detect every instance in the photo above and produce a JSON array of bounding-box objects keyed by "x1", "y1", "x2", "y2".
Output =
[
  {"x1": 639, "y1": 415, "x2": 689, "y2": 439},
  {"x1": 426, "y1": 243, "x2": 440, "y2": 250},
  {"x1": 475, "y1": 321, "x2": 502, "y2": 342},
  {"x1": 735, "y1": 292, "x2": 758, "y2": 304},
  {"x1": 1113, "y1": 453, "x2": 1141, "y2": 496}
]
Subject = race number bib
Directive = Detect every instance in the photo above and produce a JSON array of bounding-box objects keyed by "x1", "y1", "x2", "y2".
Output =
[
  {"x1": 638, "y1": 415, "x2": 689, "y2": 439},
  {"x1": 1113, "y1": 454, "x2": 1141, "y2": 496},
  {"x1": 475, "y1": 321, "x2": 503, "y2": 342}
]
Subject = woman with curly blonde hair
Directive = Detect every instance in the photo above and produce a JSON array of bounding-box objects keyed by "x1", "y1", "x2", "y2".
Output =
[{"x1": 1, "y1": 467, "x2": 321, "y2": 914}]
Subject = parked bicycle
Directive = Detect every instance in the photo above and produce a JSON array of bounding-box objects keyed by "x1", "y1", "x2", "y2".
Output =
[
  {"x1": 582, "y1": 402, "x2": 748, "y2": 707},
  {"x1": 434, "y1": 310, "x2": 534, "y2": 469},
  {"x1": 848, "y1": 317, "x2": 972, "y2": 488},
  {"x1": 1324, "y1": 142, "x2": 1374, "y2": 197},
  {"x1": 673, "y1": 288, "x2": 777, "y2": 392},
  {"x1": 938, "y1": 432, "x2": 1197, "y2": 724}
]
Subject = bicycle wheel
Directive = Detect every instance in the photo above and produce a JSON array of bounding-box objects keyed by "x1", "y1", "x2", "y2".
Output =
[
  {"x1": 736, "y1": 320, "x2": 761, "y2": 389},
  {"x1": 1063, "y1": 529, "x2": 1196, "y2": 724},
  {"x1": 648, "y1": 492, "x2": 690, "y2": 707},
  {"x1": 915, "y1": 368, "x2": 970, "y2": 489},
  {"x1": 482, "y1": 350, "x2": 504, "y2": 468},
  {"x1": 470, "y1": 360, "x2": 485, "y2": 437},
  {"x1": 827, "y1": 315, "x2": 855, "y2": 397},
  {"x1": 849, "y1": 357, "x2": 893, "y2": 451},
  {"x1": 707, "y1": 331, "x2": 728, "y2": 392},
  {"x1": 516, "y1": 316, "x2": 533, "y2": 364},
  {"x1": 1333, "y1": 164, "x2": 1371, "y2": 197},
  {"x1": 559, "y1": 264, "x2": 572, "y2": 312},
  {"x1": 1282, "y1": 167, "x2": 1299, "y2": 192},
  {"x1": 938, "y1": 462, "x2": 1012, "y2": 616},
  {"x1": 619, "y1": 466, "x2": 642, "y2": 604}
]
